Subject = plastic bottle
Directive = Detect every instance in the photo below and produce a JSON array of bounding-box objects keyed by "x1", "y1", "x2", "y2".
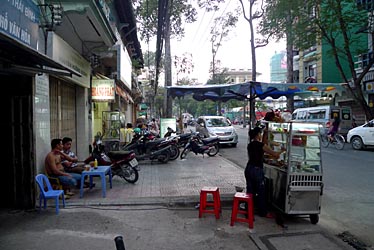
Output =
[{"x1": 94, "y1": 158, "x2": 98, "y2": 169}]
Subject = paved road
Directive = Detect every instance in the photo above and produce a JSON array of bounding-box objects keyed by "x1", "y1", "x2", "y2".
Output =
[{"x1": 220, "y1": 125, "x2": 374, "y2": 248}]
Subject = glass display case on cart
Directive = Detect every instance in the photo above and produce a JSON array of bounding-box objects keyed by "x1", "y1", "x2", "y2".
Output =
[
  {"x1": 102, "y1": 111, "x2": 125, "y2": 151},
  {"x1": 263, "y1": 121, "x2": 323, "y2": 224}
]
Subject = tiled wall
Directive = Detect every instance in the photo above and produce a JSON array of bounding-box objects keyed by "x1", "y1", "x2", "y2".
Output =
[{"x1": 34, "y1": 74, "x2": 51, "y2": 174}]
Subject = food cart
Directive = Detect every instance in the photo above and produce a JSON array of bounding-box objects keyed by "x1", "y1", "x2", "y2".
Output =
[
  {"x1": 263, "y1": 121, "x2": 323, "y2": 224},
  {"x1": 101, "y1": 111, "x2": 125, "y2": 151}
]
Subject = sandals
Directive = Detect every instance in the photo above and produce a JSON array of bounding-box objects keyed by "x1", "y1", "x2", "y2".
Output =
[
  {"x1": 60, "y1": 194, "x2": 70, "y2": 200},
  {"x1": 83, "y1": 182, "x2": 96, "y2": 188}
]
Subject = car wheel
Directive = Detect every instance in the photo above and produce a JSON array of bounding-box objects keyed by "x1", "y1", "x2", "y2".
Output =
[
  {"x1": 231, "y1": 143, "x2": 237, "y2": 147},
  {"x1": 351, "y1": 136, "x2": 364, "y2": 150}
]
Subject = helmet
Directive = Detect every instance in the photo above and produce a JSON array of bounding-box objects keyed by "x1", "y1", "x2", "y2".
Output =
[{"x1": 134, "y1": 128, "x2": 141, "y2": 134}]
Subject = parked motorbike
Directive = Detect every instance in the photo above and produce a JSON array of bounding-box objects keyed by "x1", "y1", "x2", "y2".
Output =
[
  {"x1": 180, "y1": 133, "x2": 219, "y2": 159},
  {"x1": 85, "y1": 141, "x2": 139, "y2": 183},
  {"x1": 122, "y1": 132, "x2": 172, "y2": 163},
  {"x1": 164, "y1": 127, "x2": 193, "y2": 149}
]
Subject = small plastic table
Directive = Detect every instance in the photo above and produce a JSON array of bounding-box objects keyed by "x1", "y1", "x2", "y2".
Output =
[{"x1": 80, "y1": 166, "x2": 112, "y2": 198}]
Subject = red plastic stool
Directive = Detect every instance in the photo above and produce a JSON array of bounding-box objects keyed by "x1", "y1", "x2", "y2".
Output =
[
  {"x1": 199, "y1": 186, "x2": 221, "y2": 219},
  {"x1": 230, "y1": 192, "x2": 254, "y2": 228}
]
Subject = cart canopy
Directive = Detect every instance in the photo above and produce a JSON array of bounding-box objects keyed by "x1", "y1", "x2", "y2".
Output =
[{"x1": 166, "y1": 81, "x2": 347, "y2": 102}]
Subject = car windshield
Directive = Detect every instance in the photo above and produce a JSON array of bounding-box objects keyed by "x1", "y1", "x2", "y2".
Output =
[{"x1": 206, "y1": 118, "x2": 229, "y2": 127}]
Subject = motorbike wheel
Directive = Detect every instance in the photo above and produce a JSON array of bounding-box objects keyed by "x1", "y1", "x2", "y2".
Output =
[
  {"x1": 180, "y1": 148, "x2": 191, "y2": 159},
  {"x1": 157, "y1": 151, "x2": 170, "y2": 163},
  {"x1": 169, "y1": 145, "x2": 180, "y2": 160},
  {"x1": 120, "y1": 164, "x2": 139, "y2": 183},
  {"x1": 207, "y1": 144, "x2": 219, "y2": 157}
]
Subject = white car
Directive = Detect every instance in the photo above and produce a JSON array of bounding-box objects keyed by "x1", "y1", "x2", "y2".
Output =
[
  {"x1": 347, "y1": 119, "x2": 374, "y2": 150},
  {"x1": 196, "y1": 116, "x2": 238, "y2": 147}
]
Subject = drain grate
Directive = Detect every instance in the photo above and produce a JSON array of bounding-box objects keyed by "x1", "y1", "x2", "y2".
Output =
[{"x1": 337, "y1": 231, "x2": 369, "y2": 250}]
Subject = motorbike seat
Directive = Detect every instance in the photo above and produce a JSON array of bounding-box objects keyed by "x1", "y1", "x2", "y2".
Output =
[
  {"x1": 202, "y1": 136, "x2": 219, "y2": 144},
  {"x1": 107, "y1": 150, "x2": 134, "y2": 160},
  {"x1": 179, "y1": 133, "x2": 192, "y2": 140}
]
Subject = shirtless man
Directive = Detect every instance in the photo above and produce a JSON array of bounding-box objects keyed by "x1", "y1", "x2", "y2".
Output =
[{"x1": 45, "y1": 138, "x2": 81, "y2": 188}]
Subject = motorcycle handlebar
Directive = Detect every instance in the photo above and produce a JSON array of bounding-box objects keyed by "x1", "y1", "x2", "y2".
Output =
[{"x1": 114, "y1": 236, "x2": 126, "y2": 250}]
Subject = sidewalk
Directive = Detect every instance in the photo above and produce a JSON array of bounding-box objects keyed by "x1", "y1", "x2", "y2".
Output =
[{"x1": 0, "y1": 154, "x2": 356, "y2": 250}]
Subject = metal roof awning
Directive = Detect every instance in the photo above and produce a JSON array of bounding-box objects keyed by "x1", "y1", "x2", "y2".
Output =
[{"x1": 0, "y1": 34, "x2": 81, "y2": 77}]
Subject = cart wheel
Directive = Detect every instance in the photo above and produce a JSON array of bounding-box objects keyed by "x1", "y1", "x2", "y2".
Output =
[{"x1": 310, "y1": 214, "x2": 319, "y2": 224}]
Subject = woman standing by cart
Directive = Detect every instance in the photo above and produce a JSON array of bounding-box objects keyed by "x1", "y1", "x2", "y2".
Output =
[{"x1": 245, "y1": 126, "x2": 285, "y2": 218}]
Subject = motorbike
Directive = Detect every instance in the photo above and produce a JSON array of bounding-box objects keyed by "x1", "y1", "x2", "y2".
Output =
[
  {"x1": 180, "y1": 132, "x2": 219, "y2": 159},
  {"x1": 85, "y1": 141, "x2": 139, "y2": 183},
  {"x1": 164, "y1": 126, "x2": 193, "y2": 149},
  {"x1": 122, "y1": 132, "x2": 172, "y2": 163}
]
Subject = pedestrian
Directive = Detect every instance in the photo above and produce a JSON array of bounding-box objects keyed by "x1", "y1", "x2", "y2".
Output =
[
  {"x1": 352, "y1": 118, "x2": 358, "y2": 128},
  {"x1": 183, "y1": 116, "x2": 188, "y2": 129},
  {"x1": 245, "y1": 126, "x2": 285, "y2": 218}
]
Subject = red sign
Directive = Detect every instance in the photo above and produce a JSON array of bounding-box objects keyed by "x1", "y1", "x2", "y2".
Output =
[{"x1": 92, "y1": 79, "x2": 115, "y2": 101}]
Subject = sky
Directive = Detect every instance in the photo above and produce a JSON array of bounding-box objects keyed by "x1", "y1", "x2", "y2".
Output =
[{"x1": 141, "y1": 1, "x2": 286, "y2": 84}]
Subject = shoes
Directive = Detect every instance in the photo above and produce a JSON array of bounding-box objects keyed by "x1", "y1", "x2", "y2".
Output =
[{"x1": 66, "y1": 191, "x2": 75, "y2": 196}]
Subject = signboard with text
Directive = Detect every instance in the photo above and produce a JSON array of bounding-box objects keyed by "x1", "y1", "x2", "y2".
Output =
[
  {"x1": 0, "y1": 0, "x2": 40, "y2": 50},
  {"x1": 92, "y1": 79, "x2": 115, "y2": 101},
  {"x1": 160, "y1": 118, "x2": 177, "y2": 138}
]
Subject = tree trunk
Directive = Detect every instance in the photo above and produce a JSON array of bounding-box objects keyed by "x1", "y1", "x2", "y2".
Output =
[
  {"x1": 286, "y1": 31, "x2": 294, "y2": 112},
  {"x1": 249, "y1": 2, "x2": 256, "y2": 130},
  {"x1": 164, "y1": 8, "x2": 173, "y2": 118}
]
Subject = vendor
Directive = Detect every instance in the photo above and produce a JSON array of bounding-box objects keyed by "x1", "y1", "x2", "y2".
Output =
[{"x1": 245, "y1": 126, "x2": 285, "y2": 218}]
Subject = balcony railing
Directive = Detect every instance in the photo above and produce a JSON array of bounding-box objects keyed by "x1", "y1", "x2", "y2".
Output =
[
  {"x1": 355, "y1": 52, "x2": 374, "y2": 69},
  {"x1": 357, "y1": 0, "x2": 374, "y2": 11}
]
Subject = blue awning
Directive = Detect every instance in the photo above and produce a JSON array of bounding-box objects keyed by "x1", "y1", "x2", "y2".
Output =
[{"x1": 166, "y1": 81, "x2": 347, "y2": 102}]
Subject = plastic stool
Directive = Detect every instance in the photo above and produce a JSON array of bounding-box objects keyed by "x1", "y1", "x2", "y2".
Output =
[
  {"x1": 199, "y1": 186, "x2": 221, "y2": 219},
  {"x1": 230, "y1": 192, "x2": 254, "y2": 228}
]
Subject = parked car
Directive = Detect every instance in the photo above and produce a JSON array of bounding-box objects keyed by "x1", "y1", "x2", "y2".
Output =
[
  {"x1": 346, "y1": 119, "x2": 374, "y2": 150},
  {"x1": 196, "y1": 116, "x2": 238, "y2": 147}
]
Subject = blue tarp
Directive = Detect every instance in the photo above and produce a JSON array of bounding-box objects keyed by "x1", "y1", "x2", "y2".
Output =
[{"x1": 166, "y1": 81, "x2": 347, "y2": 102}]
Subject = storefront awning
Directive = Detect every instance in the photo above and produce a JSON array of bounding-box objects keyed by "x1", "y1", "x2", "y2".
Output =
[
  {"x1": 166, "y1": 81, "x2": 347, "y2": 102},
  {"x1": 0, "y1": 34, "x2": 81, "y2": 77}
]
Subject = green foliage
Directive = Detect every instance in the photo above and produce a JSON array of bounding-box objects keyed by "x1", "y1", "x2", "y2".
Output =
[{"x1": 134, "y1": 0, "x2": 197, "y2": 41}]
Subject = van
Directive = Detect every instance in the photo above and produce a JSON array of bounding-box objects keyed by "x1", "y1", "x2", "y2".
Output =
[{"x1": 291, "y1": 105, "x2": 353, "y2": 135}]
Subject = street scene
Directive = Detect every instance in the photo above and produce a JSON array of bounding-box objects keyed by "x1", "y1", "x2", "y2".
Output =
[
  {"x1": 2, "y1": 1, "x2": 374, "y2": 250},
  {"x1": 1, "y1": 125, "x2": 373, "y2": 250}
]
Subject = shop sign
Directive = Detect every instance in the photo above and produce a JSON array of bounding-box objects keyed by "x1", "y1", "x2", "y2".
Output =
[
  {"x1": 117, "y1": 44, "x2": 132, "y2": 90},
  {"x1": 160, "y1": 118, "x2": 177, "y2": 139},
  {"x1": 0, "y1": 0, "x2": 40, "y2": 50},
  {"x1": 47, "y1": 33, "x2": 91, "y2": 88},
  {"x1": 92, "y1": 79, "x2": 115, "y2": 101},
  {"x1": 365, "y1": 82, "x2": 374, "y2": 93}
]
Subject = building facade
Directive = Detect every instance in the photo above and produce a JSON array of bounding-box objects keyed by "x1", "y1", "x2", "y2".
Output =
[{"x1": 0, "y1": 0, "x2": 142, "y2": 209}]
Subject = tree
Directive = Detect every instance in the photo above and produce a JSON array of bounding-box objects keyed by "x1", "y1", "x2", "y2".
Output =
[
  {"x1": 135, "y1": 0, "x2": 198, "y2": 118},
  {"x1": 135, "y1": 0, "x2": 228, "y2": 118},
  {"x1": 259, "y1": 0, "x2": 306, "y2": 112},
  {"x1": 238, "y1": 0, "x2": 268, "y2": 128},
  {"x1": 210, "y1": 10, "x2": 240, "y2": 82},
  {"x1": 311, "y1": 0, "x2": 374, "y2": 120},
  {"x1": 260, "y1": 0, "x2": 374, "y2": 120}
]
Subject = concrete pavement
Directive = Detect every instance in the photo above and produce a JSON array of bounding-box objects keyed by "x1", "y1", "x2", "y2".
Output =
[{"x1": 0, "y1": 153, "x2": 361, "y2": 250}]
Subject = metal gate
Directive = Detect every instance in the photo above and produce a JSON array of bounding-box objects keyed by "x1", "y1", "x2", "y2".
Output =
[{"x1": 49, "y1": 77, "x2": 77, "y2": 152}]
